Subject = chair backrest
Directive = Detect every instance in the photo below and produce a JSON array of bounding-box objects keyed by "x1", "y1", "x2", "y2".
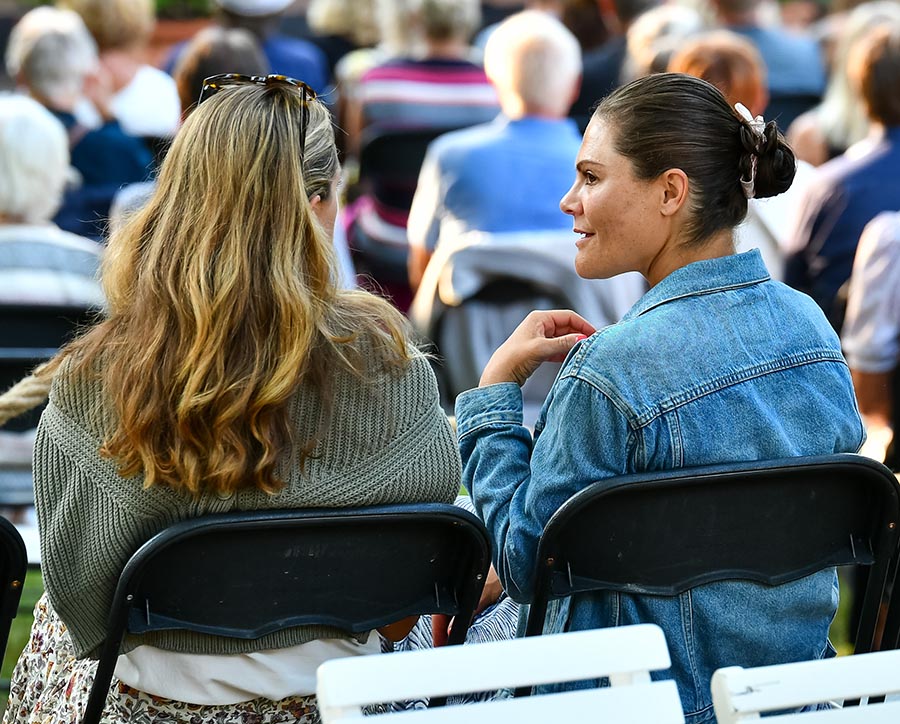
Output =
[
  {"x1": 0, "y1": 303, "x2": 99, "y2": 431},
  {"x1": 711, "y1": 649, "x2": 900, "y2": 722},
  {"x1": 317, "y1": 623, "x2": 685, "y2": 723},
  {"x1": 0, "y1": 516, "x2": 27, "y2": 661},
  {"x1": 82, "y1": 503, "x2": 491, "y2": 724},
  {"x1": 524, "y1": 454, "x2": 900, "y2": 659},
  {"x1": 358, "y1": 125, "x2": 460, "y2": 213}
]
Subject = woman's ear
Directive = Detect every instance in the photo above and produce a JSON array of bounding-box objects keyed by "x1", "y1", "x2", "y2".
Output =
[
  {"x1": 659, "y1": 169, "x2": 689, "y2": 217},
  {"x1": 309, "y1": 194, "x2": 322, "y2": 209}
]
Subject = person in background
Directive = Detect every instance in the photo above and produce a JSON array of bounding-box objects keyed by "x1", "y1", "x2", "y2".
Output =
[
  {"x1": 108, "y1": 26, "x2": 271, "y2": 234},
  {"x1": 458, "y1": 72, "x2": 862, "y2": 723},
  {"x1": 842, "y1": 211, "x2": 900, "y2": 470},
  {"x1": 59, "y1": 0, "x2": 181, "y2": 142},
  {"x1": 344, "y1": 0, "x2": 499, "y2": 310},
  {"x1": 172, "y1": 27, "x2": 269, "y2": 123},
  {"x1": 165, "y1": 0, "x2": 330, "y2": 95},
  {"x1": 710, "y1": 0, "x2": 825, "y2": 128},
  {"x1": 569, "y1": 0, "x2": 661, "y2": 132},
  {"x1": 4, "y1": 6, "x2": 153, "y2": 241},
  {"x1": 3, "y1": 76, "x2": 459, "y2": 723},
  {"x1": 668, "y1": 29, "x2": 814, "y2": 280},
  {"x1": 333, "y1": 0, "x2": 421, "y2": 160},
  {"x1": 351, "y1": 0, "x2": 497, "y2": 150},
  {"x1": 305, "y1": 0, "x2": 380, "y2": 78},
  {"x1": 620, "y1": 3, "x2": 707, "y2": 82},
  {"x1": 405, "y1": 9, "x2": 582, "y2": 292},
  {"x1": 0, "y1": 94, "x2": 104, "y2": 515},
  {"x1": 787, "y1": 0, "x2": 900, "y2": 166},
  {"x1": 785, "y1": 21, "x2": 900, "y2": 330}
]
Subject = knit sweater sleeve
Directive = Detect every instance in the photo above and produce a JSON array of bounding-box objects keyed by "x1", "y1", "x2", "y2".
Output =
[{"x1": 34, "y1": 367, "x2": 190, "y2": 659}]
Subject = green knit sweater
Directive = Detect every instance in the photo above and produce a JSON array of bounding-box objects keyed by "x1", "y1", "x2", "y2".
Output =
[{"x1": 34, "y1": 343, "x2": 460, "y2": 659}]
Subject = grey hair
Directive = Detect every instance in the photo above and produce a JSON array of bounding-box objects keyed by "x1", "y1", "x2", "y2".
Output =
[
  {"x1": 302, "y1": 100, "x2": 340, "y2": 202},
  {"x1": 484, "y1": 10, "x2": 581, "y2": 117},
  {"x1": 417, "y1": 0, "x2": 481, "y2": 41},
  {"x1": 0, "y1": 93, "x2": 70, "y2": 222},
  {"x1": 6, "y1": 7, "x2": 98, "y2": 101}
]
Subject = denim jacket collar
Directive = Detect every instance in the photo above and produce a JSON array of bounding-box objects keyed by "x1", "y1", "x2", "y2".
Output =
[{"x1": 622, "y1": 249, "x2": 771, "y2": 322}]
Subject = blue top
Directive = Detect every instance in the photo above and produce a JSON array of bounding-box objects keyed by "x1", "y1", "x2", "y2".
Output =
[
  {"x1": 457, "y1": 250, "x2": 863, "y2": 722},
  {"x1": 407, "y1": 115, "x2": 582, "y2": 253},
  {"x1": 731, "y1": 25, "x2": 825, "y2": 97},
  {"x1": 731, "y1": 25, "x2": 825, "y2": 128},
  {"x1": 51, "y1": 110, "x2": 153, "y2": 241},
  {"x1": 785, "y1": 126, "x2": 900, "y2": 329}
]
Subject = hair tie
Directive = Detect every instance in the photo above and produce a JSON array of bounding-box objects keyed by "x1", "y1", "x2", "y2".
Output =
[{"x1": 735, "y1": 102, "x2": 766, "y2": 199}]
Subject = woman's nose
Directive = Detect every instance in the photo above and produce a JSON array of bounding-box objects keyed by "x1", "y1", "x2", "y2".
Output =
[{"x1": 560, "y1": 185, "x2": 579, "y2": 216}]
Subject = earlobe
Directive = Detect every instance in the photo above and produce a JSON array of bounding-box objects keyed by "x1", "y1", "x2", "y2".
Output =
[
  {"x1": 309, "y1": 194, "x2": 322, "y2": 209},
  {"x1": 659, "y1": 169, "x2": 689, "y2": 217}
]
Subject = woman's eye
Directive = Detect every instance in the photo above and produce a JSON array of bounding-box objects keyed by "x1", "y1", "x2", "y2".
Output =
[{"x1": 584, "y1": 171, "x2": 598, "y2": 185}]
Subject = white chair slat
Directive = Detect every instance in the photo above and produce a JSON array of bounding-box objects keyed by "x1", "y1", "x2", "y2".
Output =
[
  {"x1": 712, "y1": 650, "x2": 900, "y2": 723},
  {"x1": 748, "y1": 701, "x2": 900, "y2": 723},
  {"x1": 341, "y1": 680, "x2": 685, "y2": 724},
  {"x1": 318, "y1": 624, "x2": 678, "y2": 723}
]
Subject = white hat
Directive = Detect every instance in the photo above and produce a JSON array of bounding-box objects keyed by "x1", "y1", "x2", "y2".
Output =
[{"x1": 214, "y1": 0, "x2": 294, "y2": 16}]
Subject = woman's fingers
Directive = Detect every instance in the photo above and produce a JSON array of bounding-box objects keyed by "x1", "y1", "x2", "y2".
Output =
[
  {"x1": 479, "y1": 310, "x2": 594, "y2": 387},
  {"x1": 536, "y1": 309, "x2": 597, "y2": 338}
]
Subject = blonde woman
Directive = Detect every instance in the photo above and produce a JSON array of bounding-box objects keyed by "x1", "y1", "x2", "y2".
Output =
[{"x1": 3, "y1": 76, "x2": 459, "y2": 722}]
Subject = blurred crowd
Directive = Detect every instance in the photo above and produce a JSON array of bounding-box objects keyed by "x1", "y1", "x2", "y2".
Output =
[{"x1": 1, "y1": 0, "x2": 900, "y2": 460}]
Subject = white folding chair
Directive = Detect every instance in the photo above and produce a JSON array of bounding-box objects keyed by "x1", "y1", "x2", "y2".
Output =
[
  {"x1": 317, "y1": 623, "x2": 684, "y2": 723},
  {"x1": 712, "y1": 649, "x2": 900, "y2": 722}
]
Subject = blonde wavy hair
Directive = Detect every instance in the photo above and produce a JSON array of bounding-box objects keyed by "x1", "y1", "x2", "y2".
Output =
[{"x1": 47, "y1": 83, "x2": 412, "y2": 496}]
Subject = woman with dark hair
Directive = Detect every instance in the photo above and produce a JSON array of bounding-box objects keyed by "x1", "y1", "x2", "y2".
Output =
[
  {"x1": 458, "y1": 73, "x2": 863, "y2": 722},
  {"x1": 3, "y1": 76, "x2": 459, "y2": 722}
]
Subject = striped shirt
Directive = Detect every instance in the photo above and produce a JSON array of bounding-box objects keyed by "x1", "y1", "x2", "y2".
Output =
[{"x1": 359, "y1": 58, "x2": 499, "y2": 130}]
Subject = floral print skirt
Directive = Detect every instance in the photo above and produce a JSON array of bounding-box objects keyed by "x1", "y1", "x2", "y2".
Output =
[{"x1": 3, "y1": 594, "x2": 320, "y2": 724}]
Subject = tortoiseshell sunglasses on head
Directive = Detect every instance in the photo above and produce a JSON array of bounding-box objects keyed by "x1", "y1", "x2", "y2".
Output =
[{"x1": 198, "y1": 74, "x2": 317, "y2": 159}]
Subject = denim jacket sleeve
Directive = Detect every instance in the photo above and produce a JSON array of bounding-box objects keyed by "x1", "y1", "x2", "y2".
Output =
[{"x1": 455, "y1": 370, "x2": 634, "y2": 604}]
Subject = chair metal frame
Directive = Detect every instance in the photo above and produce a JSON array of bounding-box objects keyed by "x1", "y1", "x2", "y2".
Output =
[
  {"x1": 0, "y1": 516, "x2": 27, "y2": 662},
  {"x1": 82, "y1": 503, "x2": 491, "y2": 724},
  {"x1": 521, "y1": 454, "x2": 900, "y2": 695}
]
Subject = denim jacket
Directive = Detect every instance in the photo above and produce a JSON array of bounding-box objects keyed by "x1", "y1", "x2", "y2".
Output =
[{"x1": 456, "y1": 250, "x2": 864, "y2": 723}]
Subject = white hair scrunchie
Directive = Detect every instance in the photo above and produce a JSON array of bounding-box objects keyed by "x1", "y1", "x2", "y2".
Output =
[{"x1": 735, "y1": 102, "x2": 766, "y2": 199}]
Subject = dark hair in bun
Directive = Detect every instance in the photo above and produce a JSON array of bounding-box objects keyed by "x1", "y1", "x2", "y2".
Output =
[{"x1": 594, "y1": 72, "x2": 796, "y2": 247}]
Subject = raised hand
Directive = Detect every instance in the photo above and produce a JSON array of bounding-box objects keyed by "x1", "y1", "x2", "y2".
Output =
[{"x1": 479, "y1": 310, "x2": 596, "y2": 388}]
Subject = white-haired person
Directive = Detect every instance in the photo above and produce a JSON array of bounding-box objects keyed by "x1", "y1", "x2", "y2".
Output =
[
  {"x1": 406, "y1": 8, "x2": 584, "y2": 291},
  {"x1": 4, "y1": 6, "x2": 153, "y2": 241},
  {"x1": 0, "y1": 93, "x2": 104, "y2": 513}
]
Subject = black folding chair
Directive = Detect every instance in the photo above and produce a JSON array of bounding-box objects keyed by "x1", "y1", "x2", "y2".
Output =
[
  {"x1": 0, "y1": 516, "x2": 27, "y2": 663},
  {"x1": 351, "y1": 125, "x2": 464, "y2": 286},
  {"x1": 0, "y1": 303, "x2": 100, "y2": 507},
  {"x1": 0, "y1": 303, "x2": 100, "y2": 432},
  {"x1": 520, "y1": 454, "x2": 900, "y2": 696},
  {"x1": 82, "y1": 503, "x2": 491, "y2": 723}
]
